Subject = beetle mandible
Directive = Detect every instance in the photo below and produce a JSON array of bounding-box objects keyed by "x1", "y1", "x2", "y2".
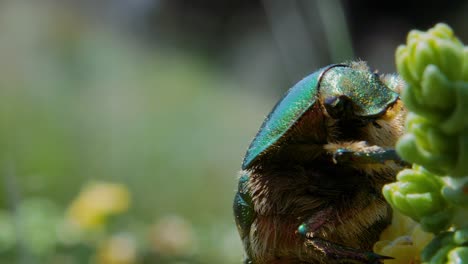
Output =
[{"x1": 234, "y1": 61, "x2": 408, "y2": 264}]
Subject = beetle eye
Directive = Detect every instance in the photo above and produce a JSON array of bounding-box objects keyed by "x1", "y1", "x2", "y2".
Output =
[{"x1": 324, "y1": 95, "x2": 353, "y2": 119}]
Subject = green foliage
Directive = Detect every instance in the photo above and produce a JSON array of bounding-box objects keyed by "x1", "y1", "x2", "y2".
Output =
[
  {"x1": 383, "y1": 165, "x2": 452, "y2": 233},
  {"x1": 395, "y1": 23, "x2": 468, "y2": 176},
  {"x1": 421, "y1": 229, "x2": 468, "y2": 264},
  {"x1": 385, "y1": 23, "x2": 468, "y2": 263}
]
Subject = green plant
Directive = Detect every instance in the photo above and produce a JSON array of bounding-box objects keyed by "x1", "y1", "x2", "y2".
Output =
[{"x1": 383, "y1": 23, "x2": 468, "y2": 263}]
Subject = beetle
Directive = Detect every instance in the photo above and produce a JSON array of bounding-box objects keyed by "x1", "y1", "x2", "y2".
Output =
[{"x1": 233, "y1": 61, "x2": 408, "y2": 264}]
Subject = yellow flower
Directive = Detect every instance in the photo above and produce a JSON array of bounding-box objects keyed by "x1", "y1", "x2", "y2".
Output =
[
  {"x1": 66, "y1": 182, "x2": 130, "y2": 230},
  {"x1": 95, "y1": 233, "x2": 137, "y2": 264},
  {"x1": 150, "y1": 215, "x2": 195, "y2": 256},
  {"x1": 374, "y1": 211, "x2": 434, "y2": 264}
]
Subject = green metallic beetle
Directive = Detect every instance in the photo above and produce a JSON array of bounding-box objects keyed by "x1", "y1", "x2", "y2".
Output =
[{"x1": 234, "y1": 61, "x2": 408, "y2": 263}]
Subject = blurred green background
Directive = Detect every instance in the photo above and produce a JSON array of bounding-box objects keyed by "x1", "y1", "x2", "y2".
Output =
[{"x1": 1, "y1": 0, "x2": 467, "y2": 263}]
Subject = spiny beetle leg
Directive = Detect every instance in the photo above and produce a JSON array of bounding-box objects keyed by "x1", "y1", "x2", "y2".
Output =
[
  {"x1": 297, "y1": 209, "x2": 391, "y2": 263},
  {"x1": 305, "y1": 237, "x2": 393, "y2": 264},
  {"x1": 333, "y1": 147, "x2": 409, "y2": 166}
]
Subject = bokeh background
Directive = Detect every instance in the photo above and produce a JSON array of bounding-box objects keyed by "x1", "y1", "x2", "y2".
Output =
[{"x1": 1, "y1": 0, "x2": 468, "y2": 263}]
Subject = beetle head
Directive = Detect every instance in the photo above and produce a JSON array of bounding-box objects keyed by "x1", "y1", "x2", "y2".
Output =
[
  {"x1": 320, "y1": 64, "x2": 399, "y2": 123},
  {"x1": 323, "y1": 95, "x2": 353, "y2": 120}
]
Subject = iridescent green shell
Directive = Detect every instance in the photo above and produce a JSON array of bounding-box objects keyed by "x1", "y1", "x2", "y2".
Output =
[
  {"x1": 241, "y1": 65, "x2": 330, "y2": 169},
  {"x1": 241, "y1": 63, "x2": 400, "y2": 170}
]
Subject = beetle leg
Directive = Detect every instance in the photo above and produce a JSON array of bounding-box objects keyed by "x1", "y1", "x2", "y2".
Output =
[
  {"x1": 325, "y1": 142, "x2": 408, "y2": 166},
  {"x1": 304, "y1": 237, "x2": 392, "y2": 264},
  {"x1": 233, "y1": 172, "x2": 256, "y2": 263},
  {"x1": 297, "y1": 214, "x2": 392, "y2": 264},
  {"x1": 333, "y1": 147, "x2": 408, "y2": 166}
]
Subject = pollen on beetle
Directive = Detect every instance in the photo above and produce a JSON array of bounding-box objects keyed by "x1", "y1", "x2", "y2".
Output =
[{"x1": 349, "y1": 60, "x2": 370, "y2": 71}]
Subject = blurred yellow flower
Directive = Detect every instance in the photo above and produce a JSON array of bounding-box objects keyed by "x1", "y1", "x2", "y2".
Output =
[
  {"x1": 374, "y1": 211, "x2": 434, "y2": 264},
  {"x1": 150, "y1": 215, "x2": 195, "y2": 256},
  {"x1": 66, "y1": 182, "x2": 130, "y2": 231},
  {"x1": 95, "y1": 233, "x2": 137, "y2": 264}
]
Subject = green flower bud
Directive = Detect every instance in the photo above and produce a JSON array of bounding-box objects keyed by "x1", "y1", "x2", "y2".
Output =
[
  {"x1": 435, "y1": 228, "x2": 468, "y2": 264},
  {"x1": 430, "y1": 244, "x2": 456, "y2": 264},
  {"x1": 436, "y1": 38, "x2": 464, "y2": 81},
  {"x1": 462, "y1": 47, "x2": 468, "y2": 82},
  {"x1": 426, "y1": 24, "x2": 464, "y2": 80},
  {"x1": 452, "y1": 134, "x2": 468, "y2": 177},
  {"x1": 454, "y1": 228, "x2": 468, "y2": 245},
  {"x1": 396, "y1": 23, "x2": 465, "y2": 123},
  {"x1": 420, "y1": 65, "x2": 454, "y2": 110},
  {"x1": 383, "y1": 166, "x2": 448, "y2": 222},
  {"x1": 439, "y1": 83, "x2": 468, "y2": 136},
  {"x1": 443, "y1": 177, "x2": 468, "y2": 207},
  {"x1": 413, "y1": 43, "x2": 438, "y2": 84},
  {"x1": 390, "y1": 22, "x2": 468, "y2": 264},
  {"x1": 421, "y1": 232, "x2": 455, "y2": 263},
  {"x1": 396, "y1": 44, "x2": 420, "y2": 88},
  {"x1": 400, "y1": 83, "x2": 445, "y2": 122},
  {"x1": 429, "y1": 23, "x2": 453, "y2": 39},
  {"x1": 383, "y1": 183, "x2": 414, "y2": 214},
  {"x1": 448, "y1": 247, "x2": 468, "y2": 264},
  {"x1": 397, "y1": 114, "x2": 457, "y2": 174},
  {"x1": 419, "y1": 207, "x2": 453, "y2": 233},
  {"x1": 450, "y1": 207, "x2": 468, "y2": 230},
  {"x1": 395, "y1": 45, "x2": 419, "y2": 87}
]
